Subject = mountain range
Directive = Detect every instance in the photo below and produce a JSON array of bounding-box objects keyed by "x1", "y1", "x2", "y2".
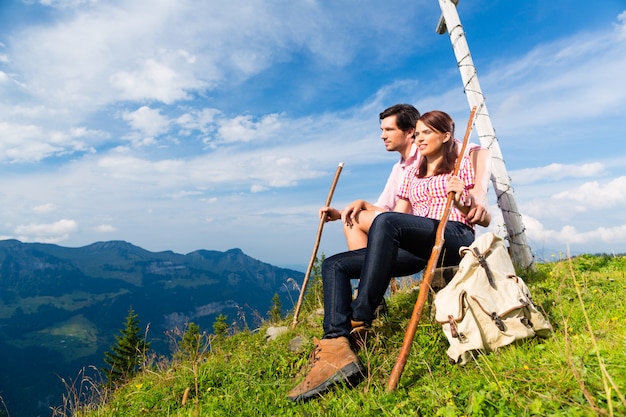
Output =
[{"x1": 0, "y1": 239, "x2": 304, "y2": 417}]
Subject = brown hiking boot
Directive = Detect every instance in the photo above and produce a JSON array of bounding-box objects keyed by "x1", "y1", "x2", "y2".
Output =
[{"x1": 287, "y1": 336, "x2": 364, "y2": 402}]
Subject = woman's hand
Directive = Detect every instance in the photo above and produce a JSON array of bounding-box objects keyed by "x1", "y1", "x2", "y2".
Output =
[{"x1": 447, "y1": 175, "x2": 470, "y2": 214}]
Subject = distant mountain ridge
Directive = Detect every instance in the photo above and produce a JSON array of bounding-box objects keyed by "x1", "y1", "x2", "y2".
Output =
[{"x1": 0, "y1": 239, "x2": 304, "y2": 417}]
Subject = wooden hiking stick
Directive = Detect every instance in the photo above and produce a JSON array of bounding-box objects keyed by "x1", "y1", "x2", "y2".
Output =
[
  {"x1": 387, "y1": 106, "x2": 477, "y2": 391},
  {"x1": 291, "y1": 162, "x2": 344, "y2": 328}
]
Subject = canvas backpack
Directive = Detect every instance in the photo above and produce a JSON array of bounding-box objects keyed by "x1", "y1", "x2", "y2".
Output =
[{"x1": 433, "y1": 232, "x2": 553, "y2": 365}]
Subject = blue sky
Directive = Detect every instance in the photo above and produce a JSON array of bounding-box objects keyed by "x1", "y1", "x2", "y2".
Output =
[{"x1": 0, "y1": 0, "x2": 625, "y2": 269}]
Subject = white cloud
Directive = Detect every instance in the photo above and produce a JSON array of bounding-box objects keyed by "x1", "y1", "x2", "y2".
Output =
[
  {"x1": 552, "y1": 176, "x2": 626, "y2": 208},
  {"x1": 36, "y1": 0, "x2": 99, "y2": 9},
  {"x1": 14, "y1": 219, "x2": 79, "y2": 243},
  {"x1": 617, "y1": 10, "x2": 626, "y2": 39},
  {"x1": 110, "y1": 57, "x2": 204, "y2": 104},
  {"x1": 5, "y1": 0, "x2": 429, "y2": 113},
  {"x1": 523, "y1": 212, "x2": 626, "y2": 255},
  {"x1": 94, "y1": 224, "x2": 116, "y2": 233},
  {"x1": 175, "y1": 108, "x2": 221, "y2": 137},
  {"x1": 122, "y1": 106, "x2": 171, "y2": 139},
  {"x1": 0, "y1": 0, "x2": 428, "y2": 163},
  {"x1": 166, "y1": 190, "x2": 203, "y2": 200},
  {"x1": 483, "y1": 21, "x2": 626, "y2": 142},
  {"x1": 15, "y1": 219, "x2": 78, "y2": 235},
  {"x1": 251, "y1": 185, "x2": 268, "y2": 193},
  {"x1": 510, "y1": 163, "x2": 605, "y2": 185},
  {"x1": 0, "y1": 121, "x2": 105, "y2": 162},
  {"x1": 32, "y1": 203, "x2": 57, "y2": 214},
  {"x1": 0, "y1": 122, "x2": 57, "y2": 162},
  {"x1": 95, "y1": 153, "x2": 186, "y2": 184},
  {"x1": 216, "y1": 114, "x2": 282, "y2": 144}
]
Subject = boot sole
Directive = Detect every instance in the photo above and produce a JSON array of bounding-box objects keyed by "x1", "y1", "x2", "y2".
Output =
[{"x1": 288, "y1": 362, "x2": 365, "y2": 402}]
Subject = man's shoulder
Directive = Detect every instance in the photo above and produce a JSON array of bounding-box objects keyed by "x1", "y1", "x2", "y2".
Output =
[{"x1": 401, "y1": 143, "x2": 420, "y2": 168}]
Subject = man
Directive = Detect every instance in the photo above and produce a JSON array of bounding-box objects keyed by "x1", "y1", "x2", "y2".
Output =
[{"x1": 321, "y1": 104, "x2": 490, "y2": 250}]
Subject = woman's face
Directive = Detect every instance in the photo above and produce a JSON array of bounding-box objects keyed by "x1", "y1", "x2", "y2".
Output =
[{"x1": 415, "y1": 120, "x2": 450, "y2": 157}]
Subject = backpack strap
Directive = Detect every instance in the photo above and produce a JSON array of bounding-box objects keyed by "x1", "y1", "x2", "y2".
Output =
[{"x1": 472, "y1": 247, "x2": 496, "y2": 289}]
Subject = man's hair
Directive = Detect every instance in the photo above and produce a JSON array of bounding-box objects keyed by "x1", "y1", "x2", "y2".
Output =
[{"x1": 379, "y1": 104, "x2": 421, "y2": 132}]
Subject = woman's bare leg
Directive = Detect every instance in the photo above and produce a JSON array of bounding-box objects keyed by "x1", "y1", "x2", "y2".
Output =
[{"x1": 343, "y1": 210, "x2": 377, "y2": 250}]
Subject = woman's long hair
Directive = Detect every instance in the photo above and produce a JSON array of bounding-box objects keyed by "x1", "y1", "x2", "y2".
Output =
[{"x1": 417, "y1": 110, "x2": 458, "y2": 178}]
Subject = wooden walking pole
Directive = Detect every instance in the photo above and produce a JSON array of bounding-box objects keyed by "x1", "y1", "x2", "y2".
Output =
[
  {"x1": 387, "y1": 106, "x2": 476, "y2": 391},
  {"x1": 291, "y1": 162, "x2": 344, "y2": 328}
]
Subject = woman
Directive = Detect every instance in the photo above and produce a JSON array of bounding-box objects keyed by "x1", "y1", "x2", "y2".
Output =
[{"x1": 288, "y1": 110, "x2": 490, "y2": 402}]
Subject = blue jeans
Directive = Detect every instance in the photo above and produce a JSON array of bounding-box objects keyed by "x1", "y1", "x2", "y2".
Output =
[{"x1": 322, "y1": 212, "x2": 475, "y2": 339}]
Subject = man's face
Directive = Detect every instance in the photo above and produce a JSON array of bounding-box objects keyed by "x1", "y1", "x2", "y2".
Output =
[{"x1": 380, "y1": 115, "x2": 414, "y2": 153}]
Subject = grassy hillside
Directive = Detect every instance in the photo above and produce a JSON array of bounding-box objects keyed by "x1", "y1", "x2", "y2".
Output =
[{"x1": 49, "y1": 254, "x2": 626, "y2": 417}]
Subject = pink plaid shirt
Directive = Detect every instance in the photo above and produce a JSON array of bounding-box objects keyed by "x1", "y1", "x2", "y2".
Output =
[{"x1": 397, "y1": 155, "x2": 475, "y2": 228}]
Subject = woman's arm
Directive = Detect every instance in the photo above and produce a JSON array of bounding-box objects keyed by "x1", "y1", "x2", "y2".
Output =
[{"x1": 392, "y1": 198, "x2": 412, "y2": 214}]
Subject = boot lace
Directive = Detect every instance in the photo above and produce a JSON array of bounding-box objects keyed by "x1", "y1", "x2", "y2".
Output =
[{"x1": 306, "y1": 339, "x2": 324, "y2": 365}]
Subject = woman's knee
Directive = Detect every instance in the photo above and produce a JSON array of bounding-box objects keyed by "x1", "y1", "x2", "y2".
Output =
[{"x1": 369, "y1": 212, "x2": 392, "y2": 233}]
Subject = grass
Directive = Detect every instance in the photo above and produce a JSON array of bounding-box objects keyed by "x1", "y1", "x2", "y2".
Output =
[
  {"x1": 6, "y1": 314, "x2": 100, "y2": 361},
  {"x1": 48, "y1": 254, "x2": 626, "y2": 416},
  {"x1": 0, "y1": 290, "x2": 128, "y2": 319}
]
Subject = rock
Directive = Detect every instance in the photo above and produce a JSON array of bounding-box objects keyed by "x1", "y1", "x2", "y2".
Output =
[
  {"x1": 288, "y1": 335, "x2": 306, "y2": 352},
  {"x1": 265, "y1": 326, "x2": 289, "y2": 341}
]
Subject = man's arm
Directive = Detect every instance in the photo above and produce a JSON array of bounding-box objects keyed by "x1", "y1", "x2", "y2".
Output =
[
  {"x1": 335, "y1": 159, "x2": 402, "y2": 226},
  {"x1": 319, "y1": 206, "x2": 342, "y2": 222},
  {"x1": 340, "y1": 199, "x2": 387, "y2": 227},
  {"x1": 466, "y1": 148, "x2": 491, "y2": 227}
]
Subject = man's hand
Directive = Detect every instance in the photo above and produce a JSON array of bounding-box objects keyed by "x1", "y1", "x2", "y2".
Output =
[
  {"x1": 465, "y1": 193, "x2": 491, "y2": 227},
  {"x1": 467, "y1": 148, "x2": 492, "y2": 227},
  {"x1": 319, "y1": 206, "x2": 341, "y2": 222},
  {"x1": 341, "y1": 200, "x2": 368, "y2": 227}
]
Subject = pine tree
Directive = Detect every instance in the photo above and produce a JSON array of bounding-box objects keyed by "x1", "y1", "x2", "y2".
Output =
[
  {"x1": 268, "y1": 293, "x2": 282, "y2": 323},
  {"x1": 176, "y1": 322, "x2": 207, "y2": 362},
  {"x1": 302, "y1": 254, "x2": 325, "y2": 311},
  {"x1": 212, "y1": 314, "x2": 229, "y2": 339},
  {"x1": 103, "y1": 307, "x2": 151, "y2": 386}
]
